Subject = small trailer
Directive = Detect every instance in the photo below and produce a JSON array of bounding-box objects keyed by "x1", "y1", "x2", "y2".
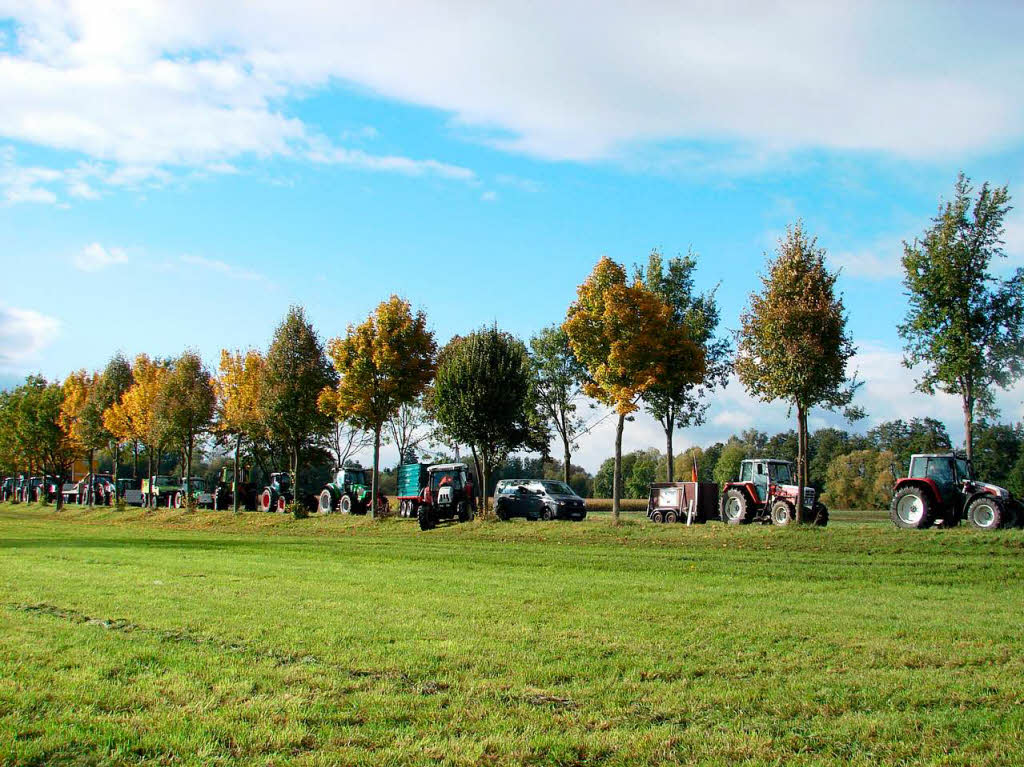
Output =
[{"x1": 647, "y1": 481, "x2": 720, "y2": 523}]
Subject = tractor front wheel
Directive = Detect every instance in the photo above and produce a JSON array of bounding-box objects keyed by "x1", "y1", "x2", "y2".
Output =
[
  {"x1": 418, "y1": 507, "x2": 435, "y2": 530},
  {"x1": 318, "y1": 489, "x2": 334, "y2": 514},
  {"x1": 174, "y1": 491, "x2": 184, "y2": 509},
  {"x1": 722, "y1": 489, "x2": 751, "y2": 525},
  {"x1": 340, "y1": 494, "x2": 353, "y2": 514},
  {"x1": 770, "y1": 500, "x2": 793, "y2": 526},
  {"x1": 276, "y1": 496, "x2": 287, "y2": 513},
  {"x1": 890, "y1": 486, "x2": 933, "y2": 529},
  {"x1": 260, "y1": 489, "x2": 273, "y2": 513},
  {"x1": 966, "y1": 496, "x2": 1007, "y2": 530}
]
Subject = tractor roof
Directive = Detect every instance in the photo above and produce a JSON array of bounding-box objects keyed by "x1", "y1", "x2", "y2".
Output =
[
  {"x1": 910, "y1": 453, "x2": 962, "y2": 459},
  {"x1": 742, "y1": 458, "x2": 792, "y2": 464},
  {"x1": 429, "y1": 463, "x2": 468, "y2": 472}
]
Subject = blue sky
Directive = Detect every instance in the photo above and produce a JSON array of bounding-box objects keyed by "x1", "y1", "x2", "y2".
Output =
[{"x1": 1, "y1": 1, "x2": 1023, "y2": 470}]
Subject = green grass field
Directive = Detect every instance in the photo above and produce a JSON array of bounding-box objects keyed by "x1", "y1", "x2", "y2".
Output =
[{"x1": 1, "y1": 503, "x2": 1022, "y2": 766}]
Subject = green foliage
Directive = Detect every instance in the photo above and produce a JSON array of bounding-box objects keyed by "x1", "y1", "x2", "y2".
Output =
[
  {"x1": 866, "y1": 418, "x2": 951, "y2": 471},
  {"x1": 713, "y1": 441, "x2": 747, "y2": 486},
  {"x1": 530, "y1": 325, "x2": 587, "y2": 483},
  {"x1": 625, "y1": 450, "x2": 659, "y2": 499},
  {"x1": 262, "y1": 306, "x2": 338, "y2": 494},
  {"x1": 823, "y1": 450, "x2": 897, "y2": 510},
  {"x1": 900, "y1": 173, "x2": 1022, "y2": 458},
  {"x1": 971, "y1": 421, "x2": 1023, "y2": 487},
  {"x1": 157, "y1": 352, "x2": 216, "y2": 486}
]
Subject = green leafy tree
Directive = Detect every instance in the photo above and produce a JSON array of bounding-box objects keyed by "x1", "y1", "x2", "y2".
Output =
[
  {"x1": 215, "y1": 349, "x2": 267, "y2": 513},
  {"x1": 626, "y1": 450, "x2": 659, "y2": 499},
  {"x1": 867, "y1": 418, "x2": 951, "y2": 470},
  {"x1": 158, "y1": 351, "x2": 216, "y2": 501},
  {"x1": 530, "y1": 325, "x2": 588, "y2": 485},
  {"x1": 432, "y1": 326, "x2": 542, "y2": 511},
  {"x1": 61, "y1": 370, "x2": 106, "y2": 505},
  {"x1": 900, "y1": 173, "x2": 1022, "y2": 460},
  {"x1": 641, "y1": 250, "x2": 730, "y2": 481},
  {"x1": 808, "y1": 428, "x2": 863, "y2": 490},
  {"x1": 262, "y1": 306, "x2": 338, "y2": 501},
  {"x1": 565, "y1": 257, "x2": 704, "y2": 519},
  {"x1": 94, "y1": 353, "x2": 133, "y2": 498},
  {"x1": 735, "y1": 222, "x2": 861, "y2": 522},
  {"x1": 823, "y1": 450, "x2": 897, "y2": 511},
  {"x1": 713, "y1": 441, "x2": 747, "y2": 487},
  {"x1": 970, "y1": 421, "x2": 1023, "y2": 486},
  {"x1": 321, "y1": 296, "x2": 436, "y2": 517}
]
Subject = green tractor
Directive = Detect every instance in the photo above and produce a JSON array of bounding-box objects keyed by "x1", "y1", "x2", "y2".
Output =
[
  {"x1": 141, "y1": 475, "x2": 182, "y2": 507},
  {"x1": 173, "y1": 477, "x2": 215, "y2": 509},
  {"x1": 258, "y1": 472, "x2": 293, "y2": 513},
  {"x1": 318, "y1": 464, "x2": 371, "y2": 514}
]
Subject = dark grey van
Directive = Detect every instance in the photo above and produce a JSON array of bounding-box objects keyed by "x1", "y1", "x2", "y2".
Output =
[{"x1": 493, "y1": 479, "x2": 587, "y2": 521}]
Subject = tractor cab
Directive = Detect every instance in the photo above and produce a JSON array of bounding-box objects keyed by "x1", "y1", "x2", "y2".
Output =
[
  {"x1": 738, "y1": 459, "x2": 796, "y2": 504},
  {"x1": 427, "y1": 464, "x2": 468, "y2": 507},
  {"x1": 335, "y1": 466, "x2": 368, "y2": 489},
  {"x1": 722, "y1": 458, "x2": 825, "y2": 526}
]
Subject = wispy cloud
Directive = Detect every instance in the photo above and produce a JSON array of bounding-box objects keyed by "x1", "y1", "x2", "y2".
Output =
[
  {"x1": 180, "y1": 254, "x2": 266, "y2": 282},
  {"x1": 73, "y1": 243, "x2": 129, "y2": 272}
]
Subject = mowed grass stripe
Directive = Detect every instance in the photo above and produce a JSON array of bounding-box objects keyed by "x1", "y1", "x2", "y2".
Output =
[{"x1": 1, "y1": 504, "x2": 1022, "y2": 765}]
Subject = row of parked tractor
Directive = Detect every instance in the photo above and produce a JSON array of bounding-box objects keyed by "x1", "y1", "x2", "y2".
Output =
[{"x1": 2, "y1": 451, "x2": 1019, "y2": 531}]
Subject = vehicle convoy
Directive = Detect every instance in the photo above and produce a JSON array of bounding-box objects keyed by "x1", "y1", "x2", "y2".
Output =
[
  {"x1": 141, "y1": 475, "x2": 182, "y2": 507},
  {"x1": 259, "y1": 472, "x2": 293, "y2": 512},
  {"x1": 721, "y1": 458, "x2": 828, "y2": 526},
  {"x1": 493, "y1": 479, "x2": 588, "y2": 521},
  {"x1": 29, "y1": 475, "x2": 60, "y2": 503},
  {"x1": 318, "y1": 464, "x2": 371, "y2": 514},
  {"x1": 76, "y1": 473, "x2": 115, "y2": 505},
  {"x1": 890, "y1": 453, "x2": 1023, "y2": 530},
  {"x1": 409, "y1": 462, "x2": 476, "y2": 530},
  {"x1": 647, "y1": 481, "x2": 719, "y2": 523}
]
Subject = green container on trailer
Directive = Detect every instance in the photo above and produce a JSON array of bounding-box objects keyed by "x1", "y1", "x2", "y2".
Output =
[{"x1": 398, "y1": 463, "x2": 429, "y2": 499}]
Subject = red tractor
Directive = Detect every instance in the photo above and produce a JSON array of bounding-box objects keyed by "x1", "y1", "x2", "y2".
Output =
[
  {"x1": 720, "y1": 458, "x2": 828, "y2": 526},
  {"x1": 890, "y1": 453, "x2": 1022, "y2": 530}
]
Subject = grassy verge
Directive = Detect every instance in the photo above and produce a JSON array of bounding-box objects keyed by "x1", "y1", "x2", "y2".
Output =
[{"x1": 1, "y1": 503, "x2": 1022, "y2": 765}]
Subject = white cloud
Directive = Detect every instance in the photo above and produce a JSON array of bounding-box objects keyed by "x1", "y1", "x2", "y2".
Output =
[
  {"x1": 0, "y1": 304, "x2": 60, "y2": 370},
  {"x1": 180, "y1": 254, "x2": 266, "y2": 282},
  {"x1": 0, "y1": 0, "x2": 1020, "y2": 186},
  {"x1": 829, "y1": 239, "x2": 905, "y2": 280},
  {"x1": 73, "y1": 242, "x2": 129, "y2": 271},
  {"x1": 480, "y1": 190, "x2": 497, "y2": 202},
  {"x1": 306, "y1": 142, "x2": 474, "y2": 181}
]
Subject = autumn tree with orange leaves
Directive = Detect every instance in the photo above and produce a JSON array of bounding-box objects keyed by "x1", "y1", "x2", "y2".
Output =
[
  {"x1": 564, "y1": 257, "x2": 705, "y2": 519},
  {"x1": 215, "y1": 349, "x2": 266, "y2": 512},
  {"x1": 321, "y1": 296, "x2": 436, "y2": 517}
]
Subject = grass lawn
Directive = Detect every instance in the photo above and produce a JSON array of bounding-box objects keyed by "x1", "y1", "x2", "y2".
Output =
[{"x1": 1, "y1": 503, "x2": 1022, "y2": 766}]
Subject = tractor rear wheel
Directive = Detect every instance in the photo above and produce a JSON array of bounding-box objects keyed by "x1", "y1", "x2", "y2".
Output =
[
  {"x1": 966, "y1": 496, "x2": 1007, "y2": 530},
  {"x1": 340, "y1": 494, "x2": 352, "y2": 514},
  {"x1": 770, "y1": 500, "x2": 793, "y2": 526},
  {"x1": 890, "y1": 486, "x2": 933, "y2": 529},
  {"x1": 650, "y1": 510, "x2": 664, "y2": 523},
  {"x1": 665, "y1": 510, "x2": 678, "y2": 523},
  {"x1": 722, "y1": 489, "x2": 751, "y2": 525},
  {"x1": 318, "y1": 489, "x2": 334, "y2": 514}
]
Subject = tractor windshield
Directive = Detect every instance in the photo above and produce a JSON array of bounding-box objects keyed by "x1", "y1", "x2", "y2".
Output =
[
  {"x1": 956, "y1": 458, "x2": 972, "y2": 481},
  {"x1": 769, "y1": 463, "x2": 793, "y2": 484},
  {"x1": 154, "y1": 475, "x2": 173, "y2": 485},
  {"x1": 344, "y1": 470, "x2": 367, "y2": 485}
]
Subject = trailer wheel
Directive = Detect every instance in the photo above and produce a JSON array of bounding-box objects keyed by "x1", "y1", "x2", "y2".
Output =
[
  {"x1": 966, "y1": 496, "x2": 1006, "y2": 530},
  {"x1": 770, "y1": 500, "x2": 793, "y2": 526},
  {"x1": 722, "y1": 489, "x2": 751, "y2": 525},
  {"x1": 664, "y1": 510, "x2": 678, "y2": 523},
  {"x1": 890, "y1": 486, "x2": 933, "y2": 529},
  {"x1": 318, "y1": 489, "x2": 334, "y2": 514},
  {"x1": 340, "y1": 494, "x2": 353, "y2": 514},
  {"x1": 650, "y1": 510, "x2": 664, "y2": 523},
  {"x1": 418, "y1": 507, "x2": 435, "y2": 530}
]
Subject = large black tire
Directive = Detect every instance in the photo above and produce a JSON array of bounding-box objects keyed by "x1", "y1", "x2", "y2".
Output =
[
  {"x1": 890, "y1": 486, "x2": 933, "y2": 529},
  {"x1": 966, "y1": 495, "x2": 1008, "y2": 530},
  {"x1": 813, "y1": 503, "x2": 829, "y2": 527},
  {"x1": 418, "y1": 507, "x2": 435, "y2": 530},
  {"x1": 770, "y1": 500, "x2": 793, "y2": 526},
  {"x1": 722, "y1": 488, "x2": 752, "y2": 525},
  {"x1": 318, "y1": 489, "x2": 334, "y2": 514},
  {"x1": 457, "y1": 501, "x2": 472, "y2": 522}
]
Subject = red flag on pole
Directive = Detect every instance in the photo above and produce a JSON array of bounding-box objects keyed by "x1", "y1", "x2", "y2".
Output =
[{"x1": 691, "y1": 454, "x2": 699, "y2": 483}]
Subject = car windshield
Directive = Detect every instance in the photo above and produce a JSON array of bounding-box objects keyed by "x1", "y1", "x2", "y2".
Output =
[
  {"x1": 769, "y1": 463, "x2": 793, "y2": 484},
  {"x1": 956, "y1": 459, "x2": 972, "y2": 481},
  {"x1": 541, "y1": 481, "x2": 576, "y2": 496}
]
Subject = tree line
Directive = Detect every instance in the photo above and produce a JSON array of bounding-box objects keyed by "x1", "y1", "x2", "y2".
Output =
[{"x1": 0, "y1": 173, "x2": 1020, "y2": 517}]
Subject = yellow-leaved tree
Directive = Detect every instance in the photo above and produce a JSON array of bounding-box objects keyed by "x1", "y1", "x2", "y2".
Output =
[
  {"x1": 215, "y1": 349, "x2": 266, "y2": 513},
  {"x1": 103, "y1": 355, "x2": 168, "y2": 506},
  {"x1": 321, "y1": 296, "x2": 436, "y2": 517},
  {"x1": 564, "y1": 257, "x2": 705, "y2": 519},
  {"x1": 60, "y1": 370, "x2": 104, "y2": 504}
]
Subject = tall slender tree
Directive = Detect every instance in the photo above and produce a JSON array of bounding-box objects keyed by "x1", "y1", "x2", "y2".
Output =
[
  {"x1": 93, "y1": 353, "x2": 133, "y2": 499},
  {"x1": 564, "y1": 257, "x2": 704, "y2": 519},
  {"x1": 158, "y1": 351, "x2": 215, "y2": 503},
  {"x1": 262, "y1": 306, "x2": 337, "y2": 503},
  {"x1": 60, "y1": 370, "x2": 104, "y2": 505},
  {"x1": 321, "y1": 296, "x2": 436, "y2": 517},
  {"x1": 215, "y1": 349, "x2": 266, "y2": 513},
  {"x1": 530, "y1": 325, "x2": 587, "y2": 485},
  {"x1": 641, "y1": 250, "x2": 730, "y2": 481},
  {"x1": 735, "y1": 222, "x2": 860, "y2": 522},
  {"x1": 899, "y1": 173, "x2": 1022, "y2": 460}
]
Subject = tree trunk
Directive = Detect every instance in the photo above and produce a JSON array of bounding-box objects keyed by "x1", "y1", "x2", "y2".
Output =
[
  {"x1": 185, "y1": 434, "x2": 193, "y2": 505},
  {"x1": 112, "y1": 441, "x2": 119, "y2": 502},
  {"x1": 470, "y1": 445, "x2": 483, "y2": 507},
  {"x1": 233, "y1": 434, "x2": 241, "y2": 514},
  {"x1": 370, "y1": 425, "x2": 381, "y2": 519},
  {"x1": 963, "y1": 398, "x2": 974, "y2": 461},
  {"x1": 562, "y1": 433, "x2": 572, "y2": 486},
  {"x1": 133, "y1": 440, "x2": 139, "y2": 479},
  {"x1": 665, "y1": 422, "x2": 674, "y2": 483},
  {"x1": 795, "y1": 405, "x2": 806, "y2": 524},
  {"x1": 612, "y1": 412, "x2": 625, "y2": 522},
  {"x1": 55, "y1": 472, "x2": 64, "y2": 512},
  {"x1": 146, "y1": 445, "x2": 153, "y2": 507},
  {"x1": 481, "y1": 450, "x2": 489, "y2": 516},
  {"x1": 88, "y1": 449, "x2": 95, "y2": 507},
  {"x1": 292, "y1": 441, "x2": 300, "y2": 508}
]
